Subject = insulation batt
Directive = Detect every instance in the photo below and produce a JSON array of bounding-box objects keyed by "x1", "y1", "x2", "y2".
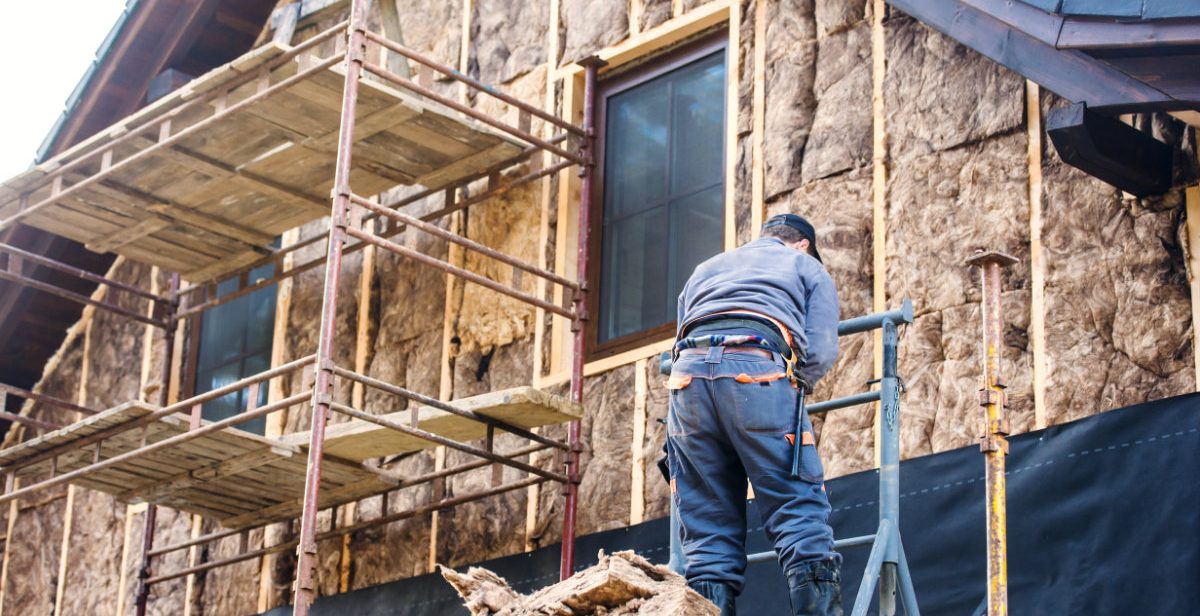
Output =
[{"x1": 440, "y1": 550, "x2": 719, "y2": 615}]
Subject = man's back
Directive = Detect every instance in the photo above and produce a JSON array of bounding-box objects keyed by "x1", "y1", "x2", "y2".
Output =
[{"x1": 677, "y1": 235, "x2": 840, "y2": 387}]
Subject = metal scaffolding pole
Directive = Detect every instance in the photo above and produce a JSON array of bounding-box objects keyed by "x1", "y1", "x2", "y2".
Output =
[
  {"x1": 966, "y1": 249, "x2": 1018, "y2": 616},
  {"x1": 135, "y1": 273, "x2": 178, "y2": 616},
  {"x1": 291, "y1": 2, "x2": 367, "y2": 612},
  {"x1": 560, "y1": 56, "x2": 602, "y2": 581}
]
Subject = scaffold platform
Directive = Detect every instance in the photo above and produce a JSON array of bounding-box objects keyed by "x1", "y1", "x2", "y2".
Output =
[
  {"x1": 0, "y1": 40, "x2": 524, "y2": 282},
  {"x1": 0, "y1": 386, "x2": 579, "y2": 529}
]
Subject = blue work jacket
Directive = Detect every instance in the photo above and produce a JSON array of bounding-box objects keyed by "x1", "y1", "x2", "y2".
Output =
[{"x1": 676, "y1": 236, "x2": 840, "y2": 387}]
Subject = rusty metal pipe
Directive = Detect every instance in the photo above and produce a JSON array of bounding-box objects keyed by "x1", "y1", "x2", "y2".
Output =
[
  {"x1": 345, "y1": 226, "x2": 574, "y2": 319},
  {"x1": 0, "y1": 269, "x2": 166, "y2": 328},
  {"x1": 349, "y1": 193, "x2": 581, "y2": 291},
  {"x1": 361, "y1": 61, "x2": 585, "y2": 166},
  {"x1": 361, "y1": 30, "x2": 584, "y2": 137},
  {"x1": 145, "y1": 476, "x2": 544, "y2": 586},
  {"x1": 0, "y1": 243, "x2": 162, "y2": 303},
  {"x1": 966, "y1": 249, "x2": 1018, "y2": 616},
  {"x1": 330, "y1": 366, "x2": 569, "y2": 451},
  {"x1": 327, "y1": 402, "x2": 568, "y2": 483},
  {"x1": 291, "y1": 7, "x2": 368, "y2": 613},
  {"x1": 0, "y1": 383, "x2": 99, "y2": 417}
]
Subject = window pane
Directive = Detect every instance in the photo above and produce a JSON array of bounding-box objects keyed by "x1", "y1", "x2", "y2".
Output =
[
  {"x1": 670, "y1": 52, "x2": 725, "y2": 194},
  {"x1": 604, "y1": 76, "x2": 669, "y2": 220},
  {"x1": 200, "y1": 362, "x2": 243, "y2": 424},
  {"x1": 599, "y1": 206, "x2": 669, "y2": 342},
  {"x1": 669, "y1": 185, "x2": 724, "y2": 295},
  {"x1": 597, "y1": 42, "x2": 727, "y2": 349}
]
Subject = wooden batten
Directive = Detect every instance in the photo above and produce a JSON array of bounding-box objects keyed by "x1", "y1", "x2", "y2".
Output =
[
  {"x1": 1187, "y1": 185, "x2": 1200, "y2": 389},
  {"x1": 629, "y1": 359, "x2": 648, "y2": 525},
  {"x1": 1027, "y1": 80, "x2": 1049, "y2": 428},
  {"x1": 725, "y1": 0, "x2": 743, "y2": 248},
  {"x1": 750, "y1": 0, "x2": 767, "y2": 241},
  {"x1": 870, "y1": 0, "x2": 889, "y2": 467},
  {"x1": 0, "y1": 479, "x2": 20, "y2": 616},
  {"x1": 182, "y1": 514, "x2": 203, "y2": 616}
]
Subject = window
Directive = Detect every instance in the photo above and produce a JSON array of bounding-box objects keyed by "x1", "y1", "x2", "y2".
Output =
[
  {"x1": 590, "y1": 36, "x2": 727, "y2": 357},
  {"x1": 193, "y1": 260, "x2": 277, "y2": 435}
]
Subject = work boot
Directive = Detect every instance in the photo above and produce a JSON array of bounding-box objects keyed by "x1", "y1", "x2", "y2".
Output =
[
  {"x1": 785, "y1": 559, "x2": 843, "y2": 616},
  {"x1": 689, "y1": 580, "x2": 737, "y2": 615}
]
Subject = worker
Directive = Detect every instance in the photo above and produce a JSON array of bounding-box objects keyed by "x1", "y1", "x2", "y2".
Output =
[{"x1": 666, "y1": 213, "x2": 841, "y2": 615}]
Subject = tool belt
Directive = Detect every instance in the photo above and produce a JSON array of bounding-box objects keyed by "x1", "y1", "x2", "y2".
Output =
[{"x1": 674, "y1": 310, "x2": 808, "y2": 392}]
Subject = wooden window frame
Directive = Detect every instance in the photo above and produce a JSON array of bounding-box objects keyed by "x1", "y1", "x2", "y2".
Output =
[{"x1": 585, "y1": 33, "x2": 730, "y2": 361}]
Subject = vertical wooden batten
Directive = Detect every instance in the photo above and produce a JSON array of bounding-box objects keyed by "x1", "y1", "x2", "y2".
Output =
[
  {"x1": 1026, "y1": 80, "x2": 1049, "y2": 428},
  {"x1": 258, "y1": 225, "x2": 300, "y2": 613},
  {"x1": 870, "y1": 0, "x2": 888, "y2": 467},
  {"x1": 750, "y1": 0, "x2": 767, "y2": 242},
  {"x1": 1187, "y1": 185, "x2": 1200, "y2": 390},
  {"x1": 629, "y1": 359, "x2": 648, "y2": 525},
  {"x1": 529, "y1": 0, "x2": 562, "y2": 550}
]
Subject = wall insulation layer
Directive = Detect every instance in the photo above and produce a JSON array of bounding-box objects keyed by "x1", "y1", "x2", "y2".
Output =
[{"x1": 3, "y1": 0, "x2": 1196, "y2": 613}]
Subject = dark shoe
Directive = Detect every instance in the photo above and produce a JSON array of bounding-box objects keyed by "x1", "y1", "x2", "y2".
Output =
[
  {"x1": 689, "y1": 580, "x2": 737, "y2": 615},
  {"x1": 785, "y1": 559, "x2": 842, "y2": 616}
]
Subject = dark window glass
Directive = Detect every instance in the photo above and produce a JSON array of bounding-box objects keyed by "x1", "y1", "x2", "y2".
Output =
[
  {"x1": 194, "y1": 260, "x2": 277, "y2": 435},
  {"x1": 596, "y1": 45, "x2": 726, "y2": 348}
]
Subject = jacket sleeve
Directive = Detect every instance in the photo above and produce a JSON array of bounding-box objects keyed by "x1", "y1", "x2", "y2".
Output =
[{"x1": 798, "y1": 267, "x2": 840, "y2": 387}]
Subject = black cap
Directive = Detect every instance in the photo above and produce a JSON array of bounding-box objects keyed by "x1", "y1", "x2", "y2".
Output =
[{"x1": 762, "y1": 213, "x2": 822, "y2": 263}]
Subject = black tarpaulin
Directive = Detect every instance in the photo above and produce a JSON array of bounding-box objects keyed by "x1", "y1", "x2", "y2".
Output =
[{"x1": 263, "y1": 392, "x2": 1200, "y2": 615}]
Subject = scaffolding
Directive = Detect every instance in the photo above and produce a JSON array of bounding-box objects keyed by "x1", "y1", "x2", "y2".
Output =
[{"x1": 0, "y1": 2, "x2": 597, "y2": 614}]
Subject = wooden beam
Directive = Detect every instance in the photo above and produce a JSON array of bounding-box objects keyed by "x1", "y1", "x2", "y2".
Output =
[
  {"x1": 377, "y1": 0, "x2": 411, "y2": 79},
  {"x1": 258, "y1": 226, "x2": 299, "y2": 613},
  {"x1": 871, "y1": 0, "x2": 888, "y2": 468},
  {"x1": 725, "y1": 0, "x2": 743, "y2": 248},
  {"x1": 1187, "y1": 185, "x2": 1200, "y2": 390},
  {"x1": 629, "y1": 359, "x2": 648, "y2": 525},
  {"x1": 1056, "y1": 17, "x2": 1200, "y2": 50},
  {"x1": 749, "y1": 0, "x2": 766, "y2": 242},
  {"x1": 1027, "y1": 81, "x2": 1049, "y2": 429},
  {"x1": 0, "y1": 478, "x2": 18, "y2": 616}
]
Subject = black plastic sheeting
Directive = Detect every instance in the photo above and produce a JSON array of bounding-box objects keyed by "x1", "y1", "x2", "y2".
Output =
[{"x1": 264, "y1": 392, "x2": 1200, "y2": 615}]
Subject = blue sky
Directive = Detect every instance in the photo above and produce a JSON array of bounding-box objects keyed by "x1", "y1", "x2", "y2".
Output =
[{"x1": 0, "y1": 1, "x2": 129, "y2": 179}]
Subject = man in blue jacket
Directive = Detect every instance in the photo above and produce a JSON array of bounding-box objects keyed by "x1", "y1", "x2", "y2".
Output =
[{"x1": 667, "y1": 213, "x2": 841, "y2": 615}]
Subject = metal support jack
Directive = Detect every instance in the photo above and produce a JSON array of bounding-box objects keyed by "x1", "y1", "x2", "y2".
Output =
[
  {"x1": 668, "y1": 300, "x2": 920, "y2": 615},
  {"x1": 966, "y1": 250, "x2": 1018, "y2": 616}
]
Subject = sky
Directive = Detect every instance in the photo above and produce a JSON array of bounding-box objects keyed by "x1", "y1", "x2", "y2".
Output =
[{"x1": 0, "y1": 1, "x2": 129, "y2": 179}]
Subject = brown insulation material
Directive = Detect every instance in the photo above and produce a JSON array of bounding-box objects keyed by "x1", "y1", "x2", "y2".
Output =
[
  {"x1": 389, "y1": 0, "x2": 462, "y2": 72},
  {"x1": 763, "y1": 0, "x2": 816, "y2": 199},
  {"x1": 735, "y1": 135, "x2": 753, "y2": 245},
  {"x1": 1041, "y1": 161, "x2": 1194, "y2": 424},
  {"x1": 561, "y1": 0, "x2": 630, "y2": 65},
  {"x1": 816, "y1": 0, "x2": 868, "y2": 37},
  {"x1": 532, "y1": 367, "x2": 635, "y2": 550},
  {"x1": 801, "y1": 22, "x2": 870, "y2": 182},
  {"x1": 437, "y1": 338, "x2": 536, "y2": 568},
  {"x1": 642, "y1": 359, "x2": 671, "y2": 521},
  {"x1": 281, "y1": 218, "x2": 362, "y2": 432},
  {"x1": 886, "y1": 133, "x2": 1034, "y2": 457},
  {"x1": 56, "y1": 491, "x2": 127, "y2": 615},
  {"x1": 440, "y1": 550, "x2": 717, "y2": 615},
  {"x1": 472, "y1": 0, "x2": 549, "y2": 84},
  {"x1": 640, "y1": 0, "x2": 673, "y2": 32},
  {"x1": 3, "y1": 493, "x2": 66, "y2": 615},
  {"x1": 455, "y1": 174, "x2": 543, "y2": 354},
  {"x1": 884, "y1": 16, "x2": 1024, "y2": 162},
  {"x1": 197, "y1": 525, "x2": 266, "y2": 615},
  {"x1": 350, "y1": 453, "x2": 435, "y2": 589},
  {"x1": 351, "y1": 193, "x2": 448, "y2": 587},
  {"x1": 767, "y1": 167, "x2": 876, "y2": 476}
]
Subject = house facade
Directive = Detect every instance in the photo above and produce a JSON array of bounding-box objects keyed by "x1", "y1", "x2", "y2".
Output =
[{"x1": 0, "y1": 0, "x2": 1196, "y2": 614}]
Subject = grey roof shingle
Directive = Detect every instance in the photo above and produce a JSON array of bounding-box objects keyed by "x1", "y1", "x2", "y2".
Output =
[{"x1": 1021, "y1": 0, "x2": 1200, "y2": 19}]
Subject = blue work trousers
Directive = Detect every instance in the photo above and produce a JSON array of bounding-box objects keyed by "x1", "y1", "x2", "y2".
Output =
[{"x1": 666, "y1": 345, "x2": 838, "y2": 593}]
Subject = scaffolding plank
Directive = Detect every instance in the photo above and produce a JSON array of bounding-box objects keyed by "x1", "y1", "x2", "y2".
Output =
[{"x1": 280, "y1": 386, "x2": 581, "y2": 463}]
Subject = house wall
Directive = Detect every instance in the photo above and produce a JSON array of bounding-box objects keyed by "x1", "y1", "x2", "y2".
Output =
[{"x1": 1, "y1": 0, "x2": 1196, "y2": 614}]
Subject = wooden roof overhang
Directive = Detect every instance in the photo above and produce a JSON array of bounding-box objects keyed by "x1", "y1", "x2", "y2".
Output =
[{"x1": 0, "y1": 0, "x2": 276, "y2": 411}]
